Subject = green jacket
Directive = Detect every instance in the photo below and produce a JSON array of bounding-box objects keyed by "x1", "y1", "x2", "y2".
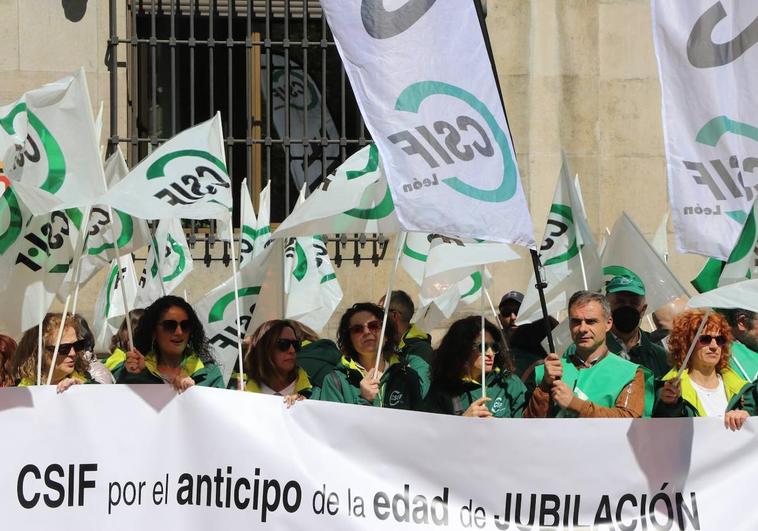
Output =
[
  {"x1": 400, "y1": 324, "x2": 434, "y2": 364},
  {"x1": 318, "y1": 355, "x2": 424, "y2": 409},
  {"x1": 653, "y1": 368, "x2": 753, "y2": 417},
  {"x1": 296, "y1": 339, "x2": 343, "y2": 388},
  {"x1": 422, "y1": 369, "x2": 527, "y2": 418},
  {"x1": 606, "y1": 330, "x2": 671, "y2": 380},
  {"x1": 109, "y1": 349, "x2": 224, "y2": 388},
  {"x1": 729, "y1": 341, "x2": 758, "y2": 382}
]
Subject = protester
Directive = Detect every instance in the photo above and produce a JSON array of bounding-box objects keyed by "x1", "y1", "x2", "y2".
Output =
[
  {"x1": 422, "y1": 316, "x2": 527, "y2": 418},
  {"x1": 508, "y1": 316, "x2": 559, "y2": 390},
  {"x1": 722, "y1": 308, "x2": 758, "y2": 382},
  {"x1": 651, "y1": 297, "x2": 688, "y2": 349},
  {"x1": 108, "y1": 309, "x2": 145, "y2": 357},
  {"x1": 12, "y1": 313, "x2": 99, "y2": 392},
  {"x1": 379, "y1": 290, "x2": 434, "y2": 363},
  {"x1": 655, "y1": 310, "x2": 752, "y2": 430},
  {"x1": 110, "y1": 295, "x2": 224, "y2": 390},
  {"x1": 289, "y1": 320, "x2": 342, "y2": 389},
  {"x1": 72, "y1": 314, "x2": 114, "y2": 384},
  {"x1": 524, "y1": 291, "x2": 654, "y2": 418},
  {"x1": 0, "y1": 334, "x2": 18, "y2": 387},
  {"x1": 319, "y1": 302, "x2": 427, "y2": 409},
  {"x1": 604, "y1": 275, "x2": 671, "y2": 379},
  {"x1": 498, "y1": 291, "x2": 523, "y2": 342},
  {"x1": 241, "y1": 320, "x2": 313, "y2": 404}
]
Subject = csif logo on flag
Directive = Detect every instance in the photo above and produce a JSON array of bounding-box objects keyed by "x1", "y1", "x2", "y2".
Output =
[
  {"x1": 0, "y1": 172, "x2": 23, "y2": 255},
  {"x1": 387, "y1": 81, "x2": 517, "y2": 203},
  {"x1": 147, "y1": 150, "x2": 231, "y2": 208},
  {"x1": 206, "y1": 286, "x2": 260, "y2": 351},
  {"x1": 361, "y1": 0, "x2": 437, "y2": 39},
  {"x1": 86, "y1": 207, "x2": 135, "y2": 256},
  {"x1": 0, "y1": 103, "x2": 66, "y2": 197},
  {"x1": 14, "y1": 208, "x2": 82, "y2": 274},
  {"x1": 686, "y1": 2, "x2": 758, "y2": 69},
  {"x1": 541, "y1": 203, "x2": 578, "y2": 266}
]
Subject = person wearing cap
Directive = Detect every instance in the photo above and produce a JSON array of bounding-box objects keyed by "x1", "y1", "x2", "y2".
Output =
[
  {"x1": 605, "y1": 275, "x2": 671, "y2": 380},
  {"x1": 524, "y1": 291, "x2": 654, "y2": 418},
  {"x1": 498, "y1": 291, "x2": 524, "y2": 342}
]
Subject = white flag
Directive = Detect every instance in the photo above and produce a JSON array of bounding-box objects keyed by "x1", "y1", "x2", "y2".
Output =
[
  {"x1": 135, "y1": 219, "x2": 193, "y2": 308},
  {"x1": 688, "y1": 278, "x2": 758, "y2": 313},
  {"x1": 274, "y1": 145, "x2": 401, "y2": 238},
  {"x1": 101, "y1": 113, "x2": 232, "y2": 220},
  {"x1": 92, "y1": 255, "x2": 139, "y2": 352},
  {"x1": 651, "y1": 211, "x2": 670, "y2": 262},
  {"x1": 0, "y1": 69, "x2": 107, "y2": 215},
  {"x1": 319, "y1": 0, "x2": 535, "y2": 246},
  {"x1": 196, "y1": 244, "x2": 275, "y2": 385},
  {"x1": 518, "y1": 156, "x2": 603, "y2": 324},
  {"x1": 252, "y1": 182, "x2": 272, "y2": 260},
  {"x1": 652, "y1": 1, "x2": 758, "y2": 259},
  {"x1": 238, "y1": 179, "x2": 258, "y2": 268},
  {"x1": 602, "y1": 212, "x2": 689, "y2": 313}
]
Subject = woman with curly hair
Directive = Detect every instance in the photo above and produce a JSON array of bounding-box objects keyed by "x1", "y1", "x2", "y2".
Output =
[
  {"x1": 12, "y1": 313, "x2": 97, "y2": 392},
  {"x1": 655, "y1": 309, "x2": 753, "y2": 430},
  {"x1": 319, "y1": 302, "x2": 427, "y2": 409},
  {"x1": 423, "y1": 316, "x2": 527, "y2": 418},
  {"x1": 110, "y1": 295, "x2": 224, "y2": 391},
  {"x1": 0, "y1": 334, "x2": 17, "y2": 388}
]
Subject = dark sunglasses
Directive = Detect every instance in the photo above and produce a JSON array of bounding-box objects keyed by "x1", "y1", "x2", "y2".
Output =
[
  {"x1": 275, "y1": 338, "x2": 301, "y2": 352},
  {"x1": 473, "y1": 342, "x2": 501, "y2": 354},
  {"x1": 159, "y1": 319, "x2": 193, "y2": 333},
  {"x1": 46, "y1": 339, "x2": 87, "y2": 356},
  {"x1": 698, "y1": 334, "x2": 727, "y2": 346},
  {"x1": 349, "y1": 320, "x2": 382, "y2": 335}
]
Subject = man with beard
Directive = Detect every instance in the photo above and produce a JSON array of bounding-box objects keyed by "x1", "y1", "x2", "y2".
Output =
[
  {"x1": 605, "y1": 275, "x2": 670, "y2": 379},
  {"x1": 723, "y1": 309, "x2": 758, "y2": 382}
]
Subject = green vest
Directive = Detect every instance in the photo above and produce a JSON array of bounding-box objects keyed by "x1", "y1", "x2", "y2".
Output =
[
  {"x1": 536, "y1": 353, "x2": 652, "y2": 417},
  {"x1": 729, "y1": 342, "x2": 758, "y2": 382}
]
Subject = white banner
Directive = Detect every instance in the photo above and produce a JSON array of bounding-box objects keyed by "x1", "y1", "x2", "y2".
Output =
[
  {"x1": 1, "y1": 385, "x2": 756, "y2": 530},
  {"x1": 320, "y1": 0, "x2": 534, "y2": 247},
  {"x1": 652, "y1": 0, "x2": 758, "y2": 259}
]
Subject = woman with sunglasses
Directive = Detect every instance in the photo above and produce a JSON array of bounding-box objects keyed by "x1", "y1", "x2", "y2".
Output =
[
  {"x1": 423, "y1": 316, "x2": 527, "y2": 418},
  {"x1": 319, "y1": 302, "x2": 426, "y2": 409},
  {"x1": 655, "y1": 309, "x2": 753, "y2": 430},
  {"x1": 240, "y1": 320, "x2": 313, "y2": 403},
  {"x1": 12, "y1": 313, "x2": 97, "y2": 392},
  {"x1": 110, "y1": 295, "x2": 224, "y2": 391}
]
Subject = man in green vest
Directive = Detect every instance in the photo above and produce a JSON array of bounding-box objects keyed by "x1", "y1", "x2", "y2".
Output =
[
  {"x1": 723, "y1": 309, "x2": 758, "y2": 382},
  {"x1": 524, "y1": 291, "x2": 653, "y2": 418},
  {"x1": 605, "y1": 275, "x2": 671, "y2": 379}
]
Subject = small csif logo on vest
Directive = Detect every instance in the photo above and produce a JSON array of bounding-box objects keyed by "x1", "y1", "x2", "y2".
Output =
[
  {"x1": 389, "y1": 390, "x2": 403, "y2": 407},
  {"x1": 388, "y1": 81, "x2": 517, "y2": 203},
  {"x1": 491, "y1": 396, "x2": 504, "y2": 414}
]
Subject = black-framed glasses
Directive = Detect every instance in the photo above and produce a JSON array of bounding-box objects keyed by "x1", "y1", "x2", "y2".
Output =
[
  {"x1": 45, "y1": 339, "x2": 87, "y2": 356},
  {"x1": 473, "y1": 342, "x2": 501, "y2": 354},
  {"x1": 349, "y1": 320, "x2": 382, "y2": 335},
  {"x1": 275, "y1": 338, "x2": 301, "y2": 352},
  {"x1": 159, "y1": 319, "x2": 193, "y2": 333},
  {"x1": 698, "y1": 334, "x2": 727, "y2": 346}
]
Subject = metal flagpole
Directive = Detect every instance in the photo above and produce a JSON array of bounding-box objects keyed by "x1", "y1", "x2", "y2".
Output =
[{"x1": 374, "y1": 232, "x2": 407, "y2": 372}]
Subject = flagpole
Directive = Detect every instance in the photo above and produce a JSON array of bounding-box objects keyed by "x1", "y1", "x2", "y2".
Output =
[
  {"x1": 46, "y1": 295, "x2": 72, "y2": 385},
  {"x1": 530, "y1": 249, "x2": 555, "y2": 353},
  {"x1": 577, "y1": 243, "x2": 588, "y2": 290},
  {"x1": 676, "y1": 310, "x2": 711, "y2": 381},
  {"x1": 36, "y1": 310, "x2": 44, "y2": 386},
  {"x1": 374, "y1": 231, "x2": 407, "y2": 372},
  {"x1": 479, "y1": 265, "x2": 487, "y2": 398},
  {"x1": 227, "y1": 213, "x2": 246, "y2": 391},
  {"x1": 108, "y1": 207, "x2": 135, "y2": 352}
]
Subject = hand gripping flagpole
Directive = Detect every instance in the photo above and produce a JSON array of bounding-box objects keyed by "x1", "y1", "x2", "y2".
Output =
[
  {"x1": 227, "y1": 213, "x2": 246, "y2": 391},
  {"x1": 374, "y1": 231, "x2": 408, "y2": 373},
  {"x1": 530, "y1": 249, "x2": 555, "y2": 353}
]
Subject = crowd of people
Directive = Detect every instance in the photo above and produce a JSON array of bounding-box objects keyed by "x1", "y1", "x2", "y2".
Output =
[{"x1": 2, "y1": 274, "x2": 757, "y2": 430}]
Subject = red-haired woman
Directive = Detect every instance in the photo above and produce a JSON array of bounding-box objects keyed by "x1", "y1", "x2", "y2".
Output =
[
  {"x1": 655, "y1": 309, "x2": 754, "y2": 430},
  {"x1": 0, "y1": 334, "x2": 17, "y2": 387}
]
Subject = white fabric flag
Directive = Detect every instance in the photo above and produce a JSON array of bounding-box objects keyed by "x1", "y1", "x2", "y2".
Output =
[
  {"x1": 0, "y1": 183, "x2": 85, "y2": 335},
  {"x1": 135, "y1": 219, "x2": 193, "y2": 308},
  {"x1": 688, "y1": 278, "x2": 758, "y2": 313},
  {"x1": 413, "y1": 269, "x2": 491, "y2": 332},
  {"x1": 283, "y1": 236, "x2": 343, "y2": 332},
  {"x1": 273, "y1": 145, "x2": 401, "y2": 238},
  {"x1": 92, "y1": 255, "x2": 139, "y2": 352},
  {"x1": 252, "y1": 182, "x2": 272, "y2": 260},
  {"x1": 0, "y1": 69, "x2": 107, "y2": 215},
  {"x1": 651, "y1": 211, "x2": 670, "y2": 262},
  {"x1": 101, "y1": 113, "x2": 232, "y2": 220},
  {"x1": 196, "y1": 244, "x2": 275, "y2": 385},
  {"x1": 319, "y1": 0, "x2": 535, "y2": 246},
  {"x1": 58, "y1": 148, "x2": 151, "y2": 298},
  {"x1": 400, "y1": 231, "x2": 432, "y2": 286},
  {"x1": 518, "y1": 156, "x2": 603, "y2": 324},
  {"x1": 238, "y1": 178, "x2": 258, "y2": 268},
  {"x1": 652, "y1": 1, "x2": 758, "y2": 259},
  {"x1": 602, "y1": 212, "x2": 690, "y2": 314},
  {"x1": 261, "y1": 54, "x2": 340, "y2": 189}
]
